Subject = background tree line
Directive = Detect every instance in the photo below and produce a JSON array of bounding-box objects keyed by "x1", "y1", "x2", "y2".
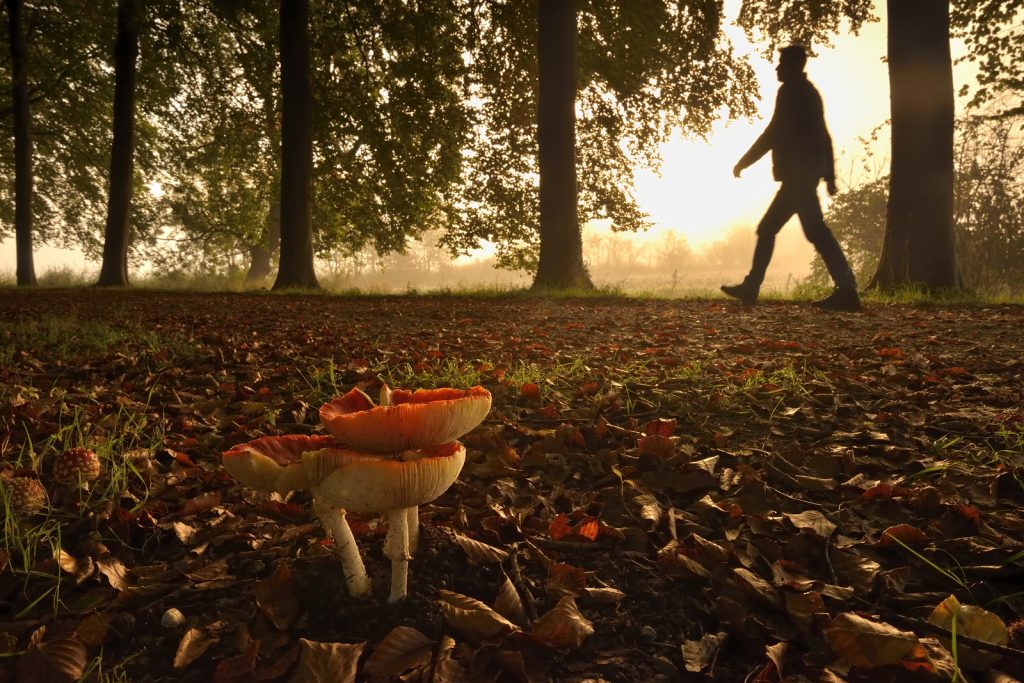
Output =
[{"x1": 1, "y1": 0, "x2": 1021, "y2": 293}]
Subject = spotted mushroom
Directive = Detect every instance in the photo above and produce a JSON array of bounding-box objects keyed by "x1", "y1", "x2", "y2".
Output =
[
  {"x1": 221, "y1": 434, "x2": 371, "y2": 596},
  {"x1": 53, "y1": 447, "x2": 101, "y2": 490},
  {"x1": 221, "y1": 434, "x2": 334, "y2": 495},
  {"x1": 304, "y1": 442, "x2": 467, "y2": 602},
  {"x1": 319, "y1": 384, "x2": 492, "y2": 453},
  {"x1": 315, "y1": 384, "x2": 490, "y2": 600},
  {"x1": 223, "y1": 385, "x2": 491, "y2": 602}
]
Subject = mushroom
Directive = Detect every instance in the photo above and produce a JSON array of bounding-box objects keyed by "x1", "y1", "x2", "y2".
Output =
[
  {"x1": 221, "y1": 434, "x2": 371, "y2": 597},
  {"x1": 304, "y1": 442, "x2": 467, "y2": 602},
  {"x1": 222, "y1": 434, "x2": 333, "y2": 495},
  {"x1": 2, "y1": 475, "x2": 48, "y2": 518},
  {"x1": 320, "y1": 384, "x2": 492, "y2": 453},
  {"x1": 53, "y1": 447, "x2": 101, "y2": 490}
]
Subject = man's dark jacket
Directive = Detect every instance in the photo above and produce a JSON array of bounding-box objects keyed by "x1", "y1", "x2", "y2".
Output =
[{"x1": 738, "y1": 74, "x2": 836, "y2": 184}]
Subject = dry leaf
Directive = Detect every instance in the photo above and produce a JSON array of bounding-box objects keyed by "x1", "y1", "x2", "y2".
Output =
[
  {"x1": 764, "y1": 641, "x2": 787, "y2": 678},
  {"x1": 733, "y1": 568, "x2": 782, "y2": 608},
  {"x1": 288, "y1": 639, "x2": 364, "y2": 683},
  {"x1": 783, "y1": 510, "x2": 836, "y2": 538},
  {"x1": 440, "y1": 589, "x2": 518, "y2": 640},
  {"x1": 15, "y1": 634, "x2": 87, "y2": 683},
  {"x1": 362, "y1": 626, "x2": 433, "y2": 680},
  {"x1": 255, "y1": 562, "x2": 299, "y2": 630},
  {"x1": 530, "y1": 596, "x2": 593, "y2": 649},
  {"x1": 173, "y1": 627, "x2": 216, "y2": 669},
  {"x1": 173, "y1": 521, "x2": 197, "y2": 545},
  {"x1": 95, "y1": 556, "x2": 132, "y2": 592},
  {"x1": 583, "y1": 586, "x2": 625, "y2": 604},
  {"x1": 430, "y1": 636, "x2": 467, "y2": 683},
  {"x1": 450, "y1": 532, "x2": 509, "y2": 564},
  {"x1": 494, "y1": 575, "x2": 530, "y2": 627},
  {"x1": 927, "y1": 594, "x2": 1009, "y2": 669},
  {"x1": 681, "y1": 632, "x2": 727, "y2": 673},
  {"x1": 824, "y1": 613, "x2": 926, "y2": 668},
  {"x1": 547, "y1": 562, "x2": 587, "y2": 597},
  {"x1": 633, "y1": 493, "x2": 663, "y2": 530},
  {"x1": 876, "y1": 524, "x2": 929, "y2": 547},
  {"x1": 55, "y1": 549, "x2": 78, "y2": 574},
  {"x1": 75, "y1": 612, "x2": 116, "y2": 647}
]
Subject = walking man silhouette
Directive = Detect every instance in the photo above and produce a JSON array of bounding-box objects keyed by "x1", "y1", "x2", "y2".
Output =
[{"x1": 722, "y1": 45, "x2": 861, "y2": 312}]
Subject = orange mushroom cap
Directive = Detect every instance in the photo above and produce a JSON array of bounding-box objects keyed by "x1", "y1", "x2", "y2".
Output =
[
  {"x1": 222, "y1": 434, "x2": 336, "y2": 494},
  {"x1": 319, "y1": 386, "x2": 491, "y2": 453},
  {"x1": 304, "y1": 442, "x2": 466, "y2": 513}
]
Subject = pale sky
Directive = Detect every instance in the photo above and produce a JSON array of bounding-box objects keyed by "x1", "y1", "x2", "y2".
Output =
[{"x1": 1, "y1": 2, "x2": 976, "y2": 276}]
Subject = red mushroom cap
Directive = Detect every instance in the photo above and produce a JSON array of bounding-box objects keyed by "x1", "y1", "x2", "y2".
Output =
[
  {"x1": 319, "y1": 386, "x2": 491, "y2": 453},
  {"x1": 3, "y1": 476, "x2": 48, "y2": 517},
  {"x1": 53, "y1": 447, "x2": 101, "y2": 487},
  {"x1": 222, "y1": 434, "x2": 336, "y2": 494}
]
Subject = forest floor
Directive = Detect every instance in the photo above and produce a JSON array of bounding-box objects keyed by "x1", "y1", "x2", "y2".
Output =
[{"x1": 1, "y1": 289, "x2": 1023, "y2": 683}]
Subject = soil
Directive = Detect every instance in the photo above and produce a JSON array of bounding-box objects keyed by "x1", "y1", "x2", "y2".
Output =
[{"x1": 1, "y1": 289, "x2": 1023, "y2": 682}]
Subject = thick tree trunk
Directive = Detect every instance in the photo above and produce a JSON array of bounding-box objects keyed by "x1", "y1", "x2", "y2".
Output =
[
  {"x1": 97, "y1": 0, "x2": 140, "y2": 287},
  {"x1": 246, "y1": 198, "x2": 280, "y2": 281},
  {"x1": 532, "y1": 0, "x2": 592, "y2": 290},
  {"x1": 5, "y1": 0, "x2": 35, "y2": 285},
  {"x1": 870, "y1": 0, "x2": 959, "y2": 292},
  {"x1": 272, "y1": 0, "x2": 318, "y2": 290}
]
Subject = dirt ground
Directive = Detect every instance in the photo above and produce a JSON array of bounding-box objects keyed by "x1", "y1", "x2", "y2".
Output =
[{"x1": 1, "y1": 289, "x2": 1023, "y2": 682}]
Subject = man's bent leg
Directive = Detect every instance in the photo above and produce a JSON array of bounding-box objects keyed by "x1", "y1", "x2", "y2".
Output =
[
  {"x1": 722, "y1": 189, "x2": 794, "y2": 305},
  {"x1": 794, "y1": 186, "x2": 857, "y2": 291},
  {"x1": 747, "y1": 189, "x2": 795, "y2": 287}
]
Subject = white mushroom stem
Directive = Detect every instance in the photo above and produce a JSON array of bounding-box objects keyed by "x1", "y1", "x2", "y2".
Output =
[
  {"x1": 407, "y1": 505, "x2": 420, "y2": 553},
  {"x1": 315, "y1": 501, "x2": 371, "y2": 597},
  {"x1": 384, "y1": 507, "x2": 413, "y2": 602}
]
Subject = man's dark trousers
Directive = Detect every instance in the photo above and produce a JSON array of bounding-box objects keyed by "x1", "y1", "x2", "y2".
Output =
[{"x1": 746, "y1": 180, "x2": 856, "y2": 290}]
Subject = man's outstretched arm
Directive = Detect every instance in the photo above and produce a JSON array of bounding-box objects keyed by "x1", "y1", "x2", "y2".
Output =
[
  {"x1": 734, "y1": 128, "x2": 772, "y2": 178},
  {"x1": 734, "y1": 88, "x2": 782, "y2": 177}
]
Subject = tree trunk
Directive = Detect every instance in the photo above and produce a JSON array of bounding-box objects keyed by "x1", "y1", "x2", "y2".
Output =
[
  {"x1": 5, "y1": 0, "x2": 35, "y2": 285},
  {"x1": 870, "y1": 0, "x2": 959, "y2": 292},
  {"x1": 532, "y1": 0, "x2": 592, "y2": 290},
  {"x1": 97, "y1": 0, "x2": 140, "y2": 287},
  {"x1": 272, "y1": 0, "x2": 318, "y2": 290},
  {"x1": 246, "y1": 198, "x2": 280, "y2": 281}
]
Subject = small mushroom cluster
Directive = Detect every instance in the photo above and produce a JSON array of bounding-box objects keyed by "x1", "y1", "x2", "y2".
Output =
[
  {"x1": 222, "y1": 384, "x2": 490, "y2": 602},
  {"x1": 1, "y1": 447, "x2": 102, "y2": 518}
]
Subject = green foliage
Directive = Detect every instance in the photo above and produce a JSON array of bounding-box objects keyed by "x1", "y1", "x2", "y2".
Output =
[
  {"x1": 951, "y1": 2, "x2": 1024, "y2": 117},
  {"x1": 440, "y1": 0, "x2": 759, "y2": 270},
  {"x1": 813, "y1": 112, "x2": 1024, "y2": 294},
  {"x1": 736, "y1": 0, "x2": 876, "y2": 55}
]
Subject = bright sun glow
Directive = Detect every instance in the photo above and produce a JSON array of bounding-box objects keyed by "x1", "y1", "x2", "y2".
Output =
[{"x1": 630, "y1": 3, "x2": 891, "y2": 250}]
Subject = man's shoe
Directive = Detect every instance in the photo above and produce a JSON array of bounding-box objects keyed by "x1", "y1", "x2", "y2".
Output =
[
  {"x1": 813, "y1": 288, "x2": 861, "y2": 312},
  {"x1": 721, "y1": 282, "x2": 758, "y2": 306}
]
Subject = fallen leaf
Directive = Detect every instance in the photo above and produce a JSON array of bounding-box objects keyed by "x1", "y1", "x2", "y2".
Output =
[
  {"x1": 288, "y1": 639, "x2": 364, "y2": 683},
  {"x1": 362, "y1": 626, "x2": 432, "y2": 680},
  {"x1": 824, "y1": 612, "x2": 926, "y2": 668},
  {"x1": 530, "y1": 596, "x2": 593, "y2": 649},
  {"x1": 450, "y1": 532, "x2": 509, "y2": 564},
  {"x1": 927, "y1": 594, "x2": 1009, "y2": 669},
  {"x1": 783, "y1": 510, "x2": 836, "y2": 538},
  {"x1": 15, "y1": 634, "x2": 87, "y2": 683},
  {"x1": 681, "y1": 632, "x2": 727, "y2": 672},
  {"x1": 254, "y1": 562, "x2": 299, "y2": 630},
  {"x1": 494, "y1": 575, "x2": 530, "y2": 627},
  {"x1": 439, "y1": 590, "x2": 518, "y2": 640},
  {"x1": 173, "y1": 627, "x2": 217, "y2": 669}
]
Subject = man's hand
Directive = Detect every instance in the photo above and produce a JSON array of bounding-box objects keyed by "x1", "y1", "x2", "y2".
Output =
[
  {"x1": 733, "y1": 163, "x2": 743, "y2": 179},
  {"x1": 826, "y1": 178, "x2": 838, "y2": 196}
]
